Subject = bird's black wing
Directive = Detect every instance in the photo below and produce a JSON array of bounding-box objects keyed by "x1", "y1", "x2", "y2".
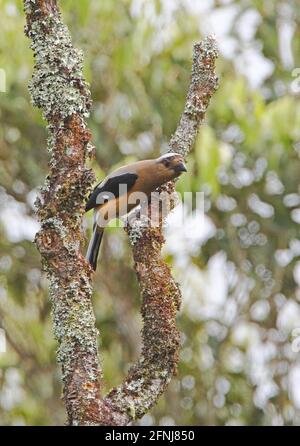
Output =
[{"x1": 85, "y1": 172, "x2": 138, "y2": 212}]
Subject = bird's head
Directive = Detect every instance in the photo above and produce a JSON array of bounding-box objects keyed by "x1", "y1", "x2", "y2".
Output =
[{"x1": 156, "y1": 152, "x2": 187, "y2": 180}]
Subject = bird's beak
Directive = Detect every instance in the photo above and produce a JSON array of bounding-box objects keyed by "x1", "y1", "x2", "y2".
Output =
[{"x1": 175, "y1": 161, "x2": 187, "y2": 173}]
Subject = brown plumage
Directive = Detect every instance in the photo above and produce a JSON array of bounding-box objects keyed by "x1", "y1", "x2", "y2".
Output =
[{"x1": 85, "y1": 153, "x2": 187, "y2": 270}]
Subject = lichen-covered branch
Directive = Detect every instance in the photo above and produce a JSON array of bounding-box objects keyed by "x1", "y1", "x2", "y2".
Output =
[
  {"x1": 24, "y1": 0, "x2": 218, "y2": 426},
  {"x1": 23, "y1": 0, "x2": 103, "y2": 425},
  {"x1": 103, "y1": 36, "x2": 219, "y2": 424},
  {"x1": 169, "y1": 36, "x2": 219, "y2": 157}
]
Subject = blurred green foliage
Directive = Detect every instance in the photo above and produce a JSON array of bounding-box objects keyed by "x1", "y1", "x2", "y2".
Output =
[{"x1": 1, "y1": 0, "x2": 300, "y2": 426}]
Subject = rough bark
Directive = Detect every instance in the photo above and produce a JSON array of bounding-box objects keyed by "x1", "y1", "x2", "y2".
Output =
[
  {"x1": 24, "y1": 0, "x2": 103, "y2": 426},
  {"x1": 106, "y1": 36, "x2": 219, "y2": 423},
  {"x1": 24, "y1": 0, "x2": 218, "y2": 425}
]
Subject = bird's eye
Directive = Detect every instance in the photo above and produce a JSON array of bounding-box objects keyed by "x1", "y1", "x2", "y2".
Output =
[{"x1": 163, "y1": 159, "x2": 171, "y2": 167}]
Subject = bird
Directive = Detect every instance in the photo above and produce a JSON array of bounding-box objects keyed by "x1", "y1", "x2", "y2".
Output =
[{"x1": 85, "y1": 152, "x2": 187, "y2": 271}]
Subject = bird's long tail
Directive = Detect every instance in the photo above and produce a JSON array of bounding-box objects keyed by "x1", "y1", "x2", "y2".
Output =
[{"x1": 86, "y1": 225, "x2": 104, "y2": 271}]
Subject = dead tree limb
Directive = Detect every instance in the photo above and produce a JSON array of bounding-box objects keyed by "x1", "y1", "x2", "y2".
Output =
[{"x1": 24, "y1": 0, "x2": 218, "y2": 425}]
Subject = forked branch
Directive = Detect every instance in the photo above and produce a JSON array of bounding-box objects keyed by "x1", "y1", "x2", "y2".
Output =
[{"x1": 24, "y1": 0, "x2": 218, "y2": 425}]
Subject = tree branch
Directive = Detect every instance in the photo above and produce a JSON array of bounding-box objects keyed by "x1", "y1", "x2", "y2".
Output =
[
  {"x1": 24, "y1": 0, "x2": 218, "y2": 425},
  {"x1": 23, "y1": 0, "x2": 104, "y2": 425},
  {"x1": 103, "y1": 36, "x2": 219, "y2": 424}
]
